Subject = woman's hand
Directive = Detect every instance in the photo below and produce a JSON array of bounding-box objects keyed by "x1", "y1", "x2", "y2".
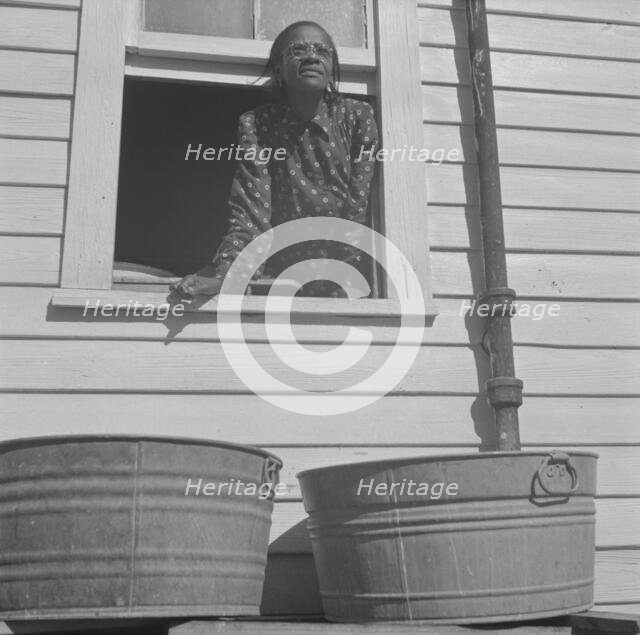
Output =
[{"x1": 171, "y1": 266, "x2": 223, "y2": 299}]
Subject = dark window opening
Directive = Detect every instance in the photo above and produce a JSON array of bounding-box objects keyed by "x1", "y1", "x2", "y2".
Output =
[
  {"x1": 115, "y1": 79, "x2": 264, "y2": 278},
  {"x1": 114, "y1": 78, "x2": 380, "y2": 296}
]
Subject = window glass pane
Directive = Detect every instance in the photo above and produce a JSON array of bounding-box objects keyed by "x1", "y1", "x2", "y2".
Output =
[
  {"x1": 256, "y1": 0, "x2": 366, "y2": 47},
  {"x1": 143, "y1": 0, "x2": 253, "y2": 38},
  {"x1": 143, "y1": 0, "x2": 367, "y2": 47}
]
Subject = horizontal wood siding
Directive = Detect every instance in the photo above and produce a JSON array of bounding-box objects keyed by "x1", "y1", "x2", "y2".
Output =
[
  {"x1": 0, "y1": 5, "x2": 78, "y2": 52},
  {"x1": 0, "y1": 2, "x2": 76, "y2": 284},
  {"x1": 0, "y1": 138, "x2": 68, "y2": 186},
  {"x1": 2, "y1": 392, "x2": 639, "y2": 446},
  {"x1": 419, "y1": 2, "x2": 640, "y2": 613},
  {"x1": 0, "y1": 96, "x2": 71, "y2": 139},
  {"x1": 426, "y1": 164, "x2": 640, "y2": 210},
  {"x1": 0, "y1": 0, "x2": 637, "y2": 617},
  {"x1": 1, "y1": 339, "x2": 638, "y2": 394},
  {"x1": 428, "y1": 207, "x2": 640, "y2": 253},
  {"x1": 0, "y1": 49, "x2": 75, "y2": 95},
  {"x1": 0, "y1": 186, "x2": 65, "y2": 235},
  {"x1": 424, "y1": 124, "x2": 640, "y2": 170},
  {"x1": 420, "y1": 0, "x2": 640, "y2": 24},
  {"x1": 422, "y1": 85, "x2": 640, "y2": 134},
  {"x1": 0, "y1": 237, "x2": 60, "y2": 284},
  {"x1": 419, "y1": 7, "x2": 640, "y2": 60},
  {"x1": 432, "y1": 252, "x2": 640, "y2": 299},
  {"x1": 420, "y1": 47, "x2": 640, "y2": 96}
]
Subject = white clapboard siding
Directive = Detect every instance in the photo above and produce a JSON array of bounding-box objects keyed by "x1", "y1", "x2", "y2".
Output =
[
  {"x1": 429, "y1": 207, "x2": 640, "y2": 254},
  {"x1": 0, "y1": 50, "x2": 75, "y2": 95},
  {"x1": 423, "y1": 123, "x2": 640, "y2": 171},
  {"x1": 418, "y1": 7, "x2": 640, "y2": 61},
  {"x1": 427, "y1": 163, "x2": 640, "y2": 211},
  {"x1": 593, "y1": 551, "x2": 640, "y2": 603},
  {"x1": 594, "y1": 603, "x2": 640, "y2": 612},
  {"x1": 419, "y1": 0, "x2": 640, "y2": 24},
  {"x1": 0, "y1": 339, "x2": 637, "y2": 394},
  {"x1": 0, "y1": 339, "x2": 483, "y2": 394},
  {"x1": 0, "y1": 186, "x2": 65, "y2": 234},
  {"x1": 267, "y1": 446, "x2": 640, "y2": 499},
  {"x1": 431, "y1": 251, "x2": 640, "y2": 300},
  {"x1": 0, "y1": 6, "x2": 78, "y2": 52},
  {"x1": 0, "y1": 97, "x2": 71, "y2": 139},
  {"x1": 418, "y1": 6, "x2": 467, "y2": 47},
  {"x1": 487, "y1": 0, "x2": 640, "y2": 24},
  {"x1": 1, "y1": 393, "x2": 638, "y2": 444},
  {"x1": 486, "y1": 13, "x2": 640, "y2": 61},
  {"x1": 2, "y1": 287, "x2": 639, "y2": 348},
  {"x1": 0, "y1": 139, "x2": 68, "y2": 186},
  {"x1": 422, "y1": 85, "x2": 640, "y2": 135},
  {"x1": 420, "y1": 47, "x2": 640, "y2": 96},
  {"x1": 0, "y1": 236, "x2": 59, "y2": 284}
]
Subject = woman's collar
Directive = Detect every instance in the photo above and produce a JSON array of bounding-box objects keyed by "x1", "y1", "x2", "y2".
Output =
[{"x1": 281, "y1": 97, "x2": 332, "y2": 135}]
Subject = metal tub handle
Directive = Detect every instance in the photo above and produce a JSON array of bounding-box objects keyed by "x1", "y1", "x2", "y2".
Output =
[
  {"x1": 261, "y1": 456, "x2": 282, "y2": 501},
  {"x1": 536, "y1": 451, "x2": 579, "y2": 496}
]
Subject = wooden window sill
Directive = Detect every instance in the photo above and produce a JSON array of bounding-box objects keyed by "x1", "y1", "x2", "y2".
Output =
[{"x1": 51, "y1": 288, "x2": 438, "y2": 321}]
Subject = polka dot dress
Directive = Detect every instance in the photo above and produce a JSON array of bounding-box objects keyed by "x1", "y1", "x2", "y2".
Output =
[{"x1": 212, "y1": 96, "x2": 379, "y2": 297}]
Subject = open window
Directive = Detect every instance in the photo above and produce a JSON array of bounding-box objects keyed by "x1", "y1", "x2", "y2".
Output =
[
  {"x1": 113, "y1": 79, "x2": 380, "y2": 296},
  {"x1": 54, "y1": 0, "x2": 436, "y2": 318}
]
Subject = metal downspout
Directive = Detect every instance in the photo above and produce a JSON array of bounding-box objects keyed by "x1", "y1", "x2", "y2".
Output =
[{"x1": 466, "y1": 0, "x2": 523, "y2": 451}]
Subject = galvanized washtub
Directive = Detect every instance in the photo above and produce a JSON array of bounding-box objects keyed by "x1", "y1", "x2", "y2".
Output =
[
  {"x1": 298, "y1": 450, "x2": 598, "y2": 623},
  {"x1": 0, "y1": 435, "x2": 282, "y2": 619}
]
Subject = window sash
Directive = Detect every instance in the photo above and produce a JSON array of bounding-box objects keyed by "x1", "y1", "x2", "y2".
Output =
[{"x1": 128, "y1": 1, "x2": 376, "y2": 94}]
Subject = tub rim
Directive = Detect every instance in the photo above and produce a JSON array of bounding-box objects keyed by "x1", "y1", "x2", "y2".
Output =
[
  {"x1": 0, "y1": 433, "x2": 283, "y2": 467},
  {"x1": 296, "y1": 449, "x2": 598, "y2": 479}
]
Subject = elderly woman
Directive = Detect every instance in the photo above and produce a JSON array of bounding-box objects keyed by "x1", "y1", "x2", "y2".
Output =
[{"x1": 174, "y1": 21, "x2": 378, "y2": 299}]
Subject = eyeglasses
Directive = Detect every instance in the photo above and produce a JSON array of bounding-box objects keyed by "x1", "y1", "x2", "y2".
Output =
[{"x1": 286, "y1": 41, "x2": 334, "y2": 62}]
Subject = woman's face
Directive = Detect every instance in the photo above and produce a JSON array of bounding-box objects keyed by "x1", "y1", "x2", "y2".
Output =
[{"x1": 276, "y1": 25, "x2": 334, "y2": 94}]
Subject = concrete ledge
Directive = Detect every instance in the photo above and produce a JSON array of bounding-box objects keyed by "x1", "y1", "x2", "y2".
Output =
[{"x1": 2, "y1": 611, "x2": 638, "y2": 635}]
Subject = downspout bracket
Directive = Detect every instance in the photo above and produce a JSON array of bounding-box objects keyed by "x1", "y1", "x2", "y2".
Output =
[
  {"x1": 486, "y1": 376, "x2": 524, "y2": 410},
  {"x1": 478, "y1": 286, "x2": 517, "y2": 316}
]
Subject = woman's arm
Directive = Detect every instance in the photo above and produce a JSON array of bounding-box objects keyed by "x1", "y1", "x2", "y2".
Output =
[
  {"x1": 347, "y1": 101, "x2": 379, "y2": 225},
  {"x1": 173, "y1": 111, "x2": 273, "y2": 298},
  {"x1": 333, "y1": 101, "x2": 379, "y2": 294},
  {"x1": 211, "y1": 110, "x2": 274, "y2": 282}
]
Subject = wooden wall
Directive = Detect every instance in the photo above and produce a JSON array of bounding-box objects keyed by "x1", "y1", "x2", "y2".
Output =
[
  {"x1": 419, "y1": 0, "x2": 640, "y2": 613},
  {"x1": 0, "y1": 0, "x2": 639, "y2": 616}
]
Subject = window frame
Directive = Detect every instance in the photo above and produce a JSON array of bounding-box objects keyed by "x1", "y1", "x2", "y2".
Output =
[{"x1": 54, "y1": 0, "x2": 437, "y2": 319}]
